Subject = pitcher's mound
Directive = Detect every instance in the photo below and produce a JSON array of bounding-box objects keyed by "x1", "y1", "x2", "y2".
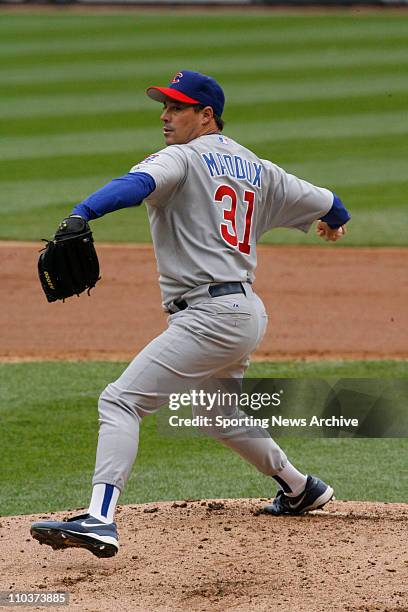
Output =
[{"x1": 2, "y1": 499, "x2": 407, "y2": 611}]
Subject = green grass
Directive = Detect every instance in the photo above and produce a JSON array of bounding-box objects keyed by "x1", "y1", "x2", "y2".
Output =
[
  {"x1": 0, "y1": 12, "x2": 407, "y2": 245},
  {"x1": 1, "y1": 359, "x2": 407, "y2": 517}
]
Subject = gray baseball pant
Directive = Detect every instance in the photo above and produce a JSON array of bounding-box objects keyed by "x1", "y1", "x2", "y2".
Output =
[{"x1": 93, "y1": 283, "x2": 287, "y2": 492}]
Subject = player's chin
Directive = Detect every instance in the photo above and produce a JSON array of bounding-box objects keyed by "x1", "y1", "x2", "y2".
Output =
[{"x1": 163, "y1": 131, "x2": 176, "y2": 145}]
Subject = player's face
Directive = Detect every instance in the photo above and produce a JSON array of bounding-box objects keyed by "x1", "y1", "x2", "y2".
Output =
[{"x1": 160, "y1": 100, "x2": 207, "y2": 145}]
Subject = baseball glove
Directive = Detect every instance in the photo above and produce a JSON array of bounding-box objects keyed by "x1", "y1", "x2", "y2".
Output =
[{"x1": 38, "y1": 216, "x2": 100, "y2": 303}]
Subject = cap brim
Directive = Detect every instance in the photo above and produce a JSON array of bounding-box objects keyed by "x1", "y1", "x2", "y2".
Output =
[{"x1": 146, "y1": 86, "x2": 200, "y2": 105}]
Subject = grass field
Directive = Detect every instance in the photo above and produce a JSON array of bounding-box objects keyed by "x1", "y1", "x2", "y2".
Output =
[
  {"x1": 1, "y1": 11, "x2": 407, "y2": 518},
  {"x1": 1, "y1": 11, "x2": 408, "y2": 245},
  {"x1": 1, "y1": 360, "x2": 407, "y2": 517}
]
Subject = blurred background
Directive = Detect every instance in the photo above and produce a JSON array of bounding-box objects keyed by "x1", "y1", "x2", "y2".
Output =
[
  {"x1": 1, "y1": 5, "x2": 407, "y2": 515},
  {"x1": 1, "y1": 8, "x2": 407, "y2": 246}
]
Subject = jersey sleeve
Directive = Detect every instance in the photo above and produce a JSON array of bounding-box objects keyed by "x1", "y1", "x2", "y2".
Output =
[
  {"x1": 320, "y1": 193, "x2": 351, "y2": 229},
  {"x1": 71, "y1": 172, "x2": 156, "y2": 221},
  {"x1": 261, "y1": 160, "x2": 333, "y2": 233},
  {"x1": 129, "y1": 146, "x2": 187, "y2": 207}
]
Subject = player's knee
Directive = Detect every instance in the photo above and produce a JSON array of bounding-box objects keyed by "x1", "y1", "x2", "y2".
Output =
[
  {"x1": 98, "y1": 384, "x2": 119, "y2": 423},
  {"x1": 99, "y1": 382, "x2": 118, "y2": 405},
  {"x1": 98, "y1": 382, "x2": 149, "y2": 422},
  {"x1": 98, "y1": 383, "x2": 134, "y2": 418}
]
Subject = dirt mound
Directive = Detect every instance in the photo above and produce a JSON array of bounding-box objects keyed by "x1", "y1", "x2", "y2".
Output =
[
  {"x1": 1, "y1": 242, "x2": 408, "y2": 362},
  {"x1": 1, "y1": 499, "x2": 407, "y2": 611}
]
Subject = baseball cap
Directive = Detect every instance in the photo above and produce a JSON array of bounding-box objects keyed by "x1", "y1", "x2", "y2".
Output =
[{"x1": 146, "y1": 70, "x2": 225, "y2": 118}]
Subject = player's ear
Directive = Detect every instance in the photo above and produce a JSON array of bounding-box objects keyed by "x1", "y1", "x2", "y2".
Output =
[{"x1": 201, "y1": 106, "x2": 214, "y2": 125}]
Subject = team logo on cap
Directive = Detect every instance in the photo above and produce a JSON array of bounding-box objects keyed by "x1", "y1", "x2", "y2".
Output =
[{"x1": 171, "y1": 72, "x2": 183, "y2": 84}]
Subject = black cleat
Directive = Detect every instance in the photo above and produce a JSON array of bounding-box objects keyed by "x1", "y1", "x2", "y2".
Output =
[
  {"x1": 264, "y1": 475, "x2": 334, "y2": 516},
  {"x1": 30, "y1": 513, "x2": 119, "y2": 558}
]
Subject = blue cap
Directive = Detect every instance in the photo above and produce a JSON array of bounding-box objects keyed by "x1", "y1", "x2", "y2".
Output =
[{"x1": 146, "y1": 70, "x2": 225, "y2": 117}]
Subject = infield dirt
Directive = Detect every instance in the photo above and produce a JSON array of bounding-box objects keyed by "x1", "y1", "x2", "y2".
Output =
[
  {"x1": 1, "y1": 500, "x2": 407, "y2": 611},
  {"x1": 1, "y1": 242, "x2": 407, "y2": 362},
  {"x1": 1, "y1": 243, "x2": 408, "y2": 610}
]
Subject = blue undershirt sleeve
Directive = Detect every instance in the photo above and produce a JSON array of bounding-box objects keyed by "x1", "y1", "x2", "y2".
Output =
[
  {"x1": 71, "y1": 172, "x2": 156, "y2": 221},
  {"x1": 320, "y1": 193, "x2": 351, "y2": 229}
]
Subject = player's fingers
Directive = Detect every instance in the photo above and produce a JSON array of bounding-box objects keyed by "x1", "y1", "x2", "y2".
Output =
[{"x1": 329, "y1": 228, "x2": 344, "y2": 241}]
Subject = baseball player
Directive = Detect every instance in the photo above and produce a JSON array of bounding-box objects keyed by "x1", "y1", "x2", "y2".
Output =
[{"x1": 31, "y1": 70, "x2": 350, "y2": 558}]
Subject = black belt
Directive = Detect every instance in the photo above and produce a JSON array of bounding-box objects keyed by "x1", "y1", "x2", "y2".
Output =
[{"x1": 173, "y1": 282, "x2": 246, "y2": 312}]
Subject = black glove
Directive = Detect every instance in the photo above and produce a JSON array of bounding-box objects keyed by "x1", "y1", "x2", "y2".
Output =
[{"x1": 38, "y1": 216, "x2": 100, "y2": 303}]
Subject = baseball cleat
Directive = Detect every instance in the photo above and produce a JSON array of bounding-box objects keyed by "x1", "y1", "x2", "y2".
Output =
[
  {"x1": 264, "y1": 475, "x2": 334, "y2": 516},
  {"x1": 30, "y1": 513, "x2": 119, "y2": 558}
]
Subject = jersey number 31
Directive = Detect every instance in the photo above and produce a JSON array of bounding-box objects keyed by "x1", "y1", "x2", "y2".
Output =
[{"x1": 214, "y1": 184, "x2": 255, "y2": 255}]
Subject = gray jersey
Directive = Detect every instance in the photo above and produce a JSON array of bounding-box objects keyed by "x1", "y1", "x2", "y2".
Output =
[{"x1": 130, "y1": 134, "x2": 332, "y2": 307}]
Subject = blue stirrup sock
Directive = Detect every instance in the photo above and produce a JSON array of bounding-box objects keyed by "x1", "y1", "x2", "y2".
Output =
[{"x1": 88, "y1": 483, "x2": 120, "y2": 523}]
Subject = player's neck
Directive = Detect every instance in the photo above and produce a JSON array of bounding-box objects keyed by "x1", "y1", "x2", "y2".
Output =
[{"x1": 196, "y1": 127, "x2": 221, "y2": 138}]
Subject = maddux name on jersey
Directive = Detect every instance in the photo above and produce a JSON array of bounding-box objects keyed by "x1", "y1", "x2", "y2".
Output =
[{"x1": 202, "y1": 152, "x2": 262, "y2": 187}]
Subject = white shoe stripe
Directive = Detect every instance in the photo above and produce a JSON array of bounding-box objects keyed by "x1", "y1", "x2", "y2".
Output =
[
  {"x1": 63, "y1": 529, "x2": 118, "y2": 548},
  {"x1": 287, "y1": 492, "x2": 307, "y2": 510},
  {"x1": 301, "y1": 486, "x2": 334, "y2": 512}
]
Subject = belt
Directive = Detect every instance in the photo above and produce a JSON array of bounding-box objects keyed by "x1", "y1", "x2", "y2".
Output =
[{"x1": 173, "y1": 282, "x2": 246, "y2": 312}]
